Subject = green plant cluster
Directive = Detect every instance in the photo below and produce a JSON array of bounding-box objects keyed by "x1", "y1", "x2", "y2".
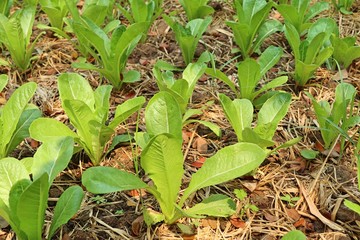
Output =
[{"x1": 0, "y1": 0, "x2": 359, "y2": 238}]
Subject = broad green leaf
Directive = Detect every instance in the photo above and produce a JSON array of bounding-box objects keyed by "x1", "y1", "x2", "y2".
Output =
[
  {"x1": 307, "y1": 18, "x2": 338, "y2": 43},
  {"x1": 109, "y1": 96, "x2": 145, "y2": 129},
  {"x1": 238, "y1": 58, "x2": 261, "y2": 100},
  {"x1": 253, "y1": 20, "x2": 283, "y2": 53},
  {"x1": 183, "y1": 194, "x2": 236, "y2": 218},
  {"x1": 58, "y1": 73, "x2": 95, "y2": 111},
  {"x1": 219, "y1": 94, "x2": 253, "y2": 141},
  {"x1": 254, "y1": 76, "x2": 288, "y2": 97},
  {"x1": 258, "y1": 46, "x2": 283, "y2": 77},
  {"x1": 241, "y1": 127, "x2": 275, "y2": 148},
  {"x1": 281, "y1": 230, "x2": 306, "y2": 240},
  {"x1": 294, "y1": 60, "x2": 318, "y2": 86},
  {"x1": 182, "y1": 62, "x2": 206, "y2": 102},
  {"x1": 94, "y1": 85, "x2": 112, "y2": 124},
  {"x1": 205, "y1": 68, "x2": 237, "y2": 96},
  {"x1": 304, "y1": 2, "x2": 329, "y2": 23},
  {"x1": 29, "y1": 118, "x2": 78, "y2": 142},
  {"x1": 300, "y1": 149, "x2": 319, "y2": 160},
  {"x1": 255, "y1": 92, "x2": 291, "y2": 140},
  {"x1": 82, "y1": 166, "x2": 149, "y2": 193},
  {"x1": 284, "y1": 23, "x2": 301, "y2": 59},
  {"x1": 180, "y1": 142, "x2": 266, "y2": 205},
  {"x1": 276, "y1": 5, "x2": 300, "y2": 33},
  {"x1": 122, "y1": 70, "x2": 141, "y2": 83},
  {"x1": 6, "y1": 106, "x2": 41, "y2": 155},
  {"x1": 143, "y1": 208, "x2": 165, "y2": 226},
  {"x1": 0, "y1": 82, "x2": 36, "y2": 158},
  {"x1": 48, "y1": 185, "x2": 84, "y2": 239},
  {"x1": 141, "y1": 134, "x2": 184, "y2": 220},
  {"x1": 145, "y1": 92, "x2": 183, "y2": 140},
  {"x1": 0, "y1": 158, "x2": 29, "y2": 206},
  {"x1": 16, "y1": 174, "x2": 49, "y2": 240},
  {"x1": 31, "y1": 137, "x2": 74, "y2": 184}
]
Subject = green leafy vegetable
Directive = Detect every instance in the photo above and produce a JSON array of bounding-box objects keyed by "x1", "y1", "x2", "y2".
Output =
[
  {"x1": 306, "y1": 82, "x2": 359, "y2": 151},
  {"x1": 178, "y1": 0, "x2": 214, "y2": 20},
  {"x1": 330, "y1": 34, "x2": 360, "y2": 69},
  {"x1": 0, "y1": 137, "x2": 84, "y2": 240},
  {"x1": 331, "y1": 0, "x2": 354, "y2": 14},
  {"x1": 226, "y1": 0, "x2": 282, "y2": 59},
  {"x1": 30, "y1": 73, "x2": 145, "y2": 165},
  {"x1": 0, "y1": 6, "x2": 45, "y2": 71},
  {"x1": 39, "y1": 0, "x2": 69, "y2": 30},
  {"x1": 163, "y1": 15, "x2": 212, "y2": 65},
  {"x1": 0, "y1": 75, "x2": 41, "y2": 159},
  {"x1": 275, "y1": 0, "x2": 329, "y2": 35}
]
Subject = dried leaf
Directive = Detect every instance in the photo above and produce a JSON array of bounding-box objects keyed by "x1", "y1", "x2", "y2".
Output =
[
  {"x1": 193, "y1": 137, "x2": 208, "y2": 154},
  {"x1": 131, "y1": 216, "x2": 144, "y2": 236},
  {"x1": 202, "y1": 218, "x2": 217, "y2": 229},
  {"x1": 191, "y1": 157, "x2": 206, "y2": 168},
  {"x1": 230, "y1": 218, "x2": 246, "y2": 228},
  {"x1": 285, "y1": 208, "x2": 300, "y2": 221}
]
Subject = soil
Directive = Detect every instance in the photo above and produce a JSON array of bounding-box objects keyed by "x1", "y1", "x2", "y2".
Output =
[{"x1": 0, "y1": 0, "x2": 360, "y2": 239}]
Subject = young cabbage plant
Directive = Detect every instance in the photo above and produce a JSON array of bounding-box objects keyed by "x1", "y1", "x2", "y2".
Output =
[
  {"x1": 0, "y1": 75, "x2": 41, "y2": 159},
  {"x1": 275, "y1": 0, "x2": 329, "y2": 35},
  {"x1": 330, "y1": 34, "x2": 360, "y2": 69},
  {"x1": 29, "y1": 73, "x2": 145, "y2": 165},
  {"x1": 39, "y1": 0, "x2": 69, "y2": 30},
  {"x1": 83, "y1": 134, "x2": 267, "y2": 225},
  {"x1": 284, "y1": 22, "x2": 334, "y2": 86},
  {"x1": 117, "y1": 0, "x2": 163, "y2": 41},
  {"x1": 0, "y1": 137, "x2": 84, "y2": 240},
  {"x1": 163, "y1": 15, "x2": 212, "y2": 65},
  {"x1": 0, "y1": 6, "x2": 45, "y2": 71},
  {"x1": 71, "y1": 17, "x2": 147, "y2": 89},
  {"x1": 206, "y1": 46, "x2": 287, "y2": 102},
  {"x1": 331, "y1": 0, "x2": 354, "y2": 14},
  {"x1": 226, "y1": 0, "x2": 282, "y2": 59},
  {"x1": 0, "y1": 0, "x2": 13, "y2": 16},
  {"x1": 178, "y1": 0, "x2": 214, "y2": 21},
  {"x1": 306, "y1": 82, "x2": 360, "y2": 152},
  {"x1": 153, "y1": 56, "x2": 221, "y2": 137},
  {"x1": 220, "y1": 92, "x2": 300, "y2": 152}
]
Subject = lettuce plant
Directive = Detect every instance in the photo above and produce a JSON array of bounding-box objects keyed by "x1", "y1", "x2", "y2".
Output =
[
  {"x1": 0, "y1": 0, "x2": 13, "y2": 16},
  {"x1": 82, "y1": 92, "x2": 268, "y2": 225},
  {"x1": 226, "y1": 0, "x2": 282, "y2": 59},
  {"x1": 153, "y1": 56, "x2": 221, "y2": 137},
  {"x1": 275, "y1": 0, "x2": 329, "y2": 35},
  {"x1": 0, "y1": 75, "x2": 41, "y2": 159},
  {"x1": 70, "y1": 17, "x2": 147, "y2": 89},
  {"x1": 29, "y1": 73, "x2": 145, "y2": 165},
  {"x1": 220, "y1": 92, "x2": 300, "y2": 151},
  {"x1": 284, "y1": 22, "x2": 334, "y2": 86},
  {"x1": 163, "y1": 15, "x2": 212, "y2": 65},
  {"x1": 330, "y1": 34, "x2": 360, "y2": 69},
  {"x1": 0, "y1": 137, "x2": 84, "y2": 240},
  {"x1": 117, "y1": 0, "x2": 163, "y2": 41},
  {"x1": 206, "y1": 46, "x2": 287, "y2": 102},
  {"x1": 306, "y1": 82, "x2": 360, "y2": 151},
  {"x1": 178, "y1": 0, "x2": 214, "y2": 20},
  {"x1": 39, "y1": 0, "x2": 69, "y2": 30},
  {"x1": 331, "y1": 0, "x2": 354, "y2": 14},
  {"x1": 0, "y1": 6, "x2": 44, "y2": 71}
]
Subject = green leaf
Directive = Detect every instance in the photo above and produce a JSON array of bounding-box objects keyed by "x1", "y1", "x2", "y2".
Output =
[
  {"x1": 0, "y1": 74, "x2": 8, "y2": 92},
  {"x1": 258, "y1": 46, "x2": 283, "y2": 77},
  {"x1": 219, "y1": 94, "x2": 253, "y2": 141},
  {"x1": 281, "y1": 230, "x2": 307, "y2": 240},
  {"x1": 180, "y1": 142, "x2": 266, "y2": 206},
  {"x1": 0, "y1": 157, "x2": 29, "y2": 206},
  {"x1": 29, "y1": 118, "x2": 78, "y2": 142},
  {"x1": 238, "y1": 58, "x2": 261, "y2": 100},
  {"x1": 143, "y1": 208, "x2": 165, "y2": 226},
  {"x1": 141, "y1": 134, "x2": 184, "y2": 220},
  {"x1": 307, "y1": 18, "x2": 338, "y2": 43},
  {"x1": 82, "y1": 166, "x2": 148, "y2": 194},
  {"x1": 205, "y1": 68, "x2": 237, "y2": 96},
  {"x1": 0, "y1": 82, "x2": 36, "y2": 158},
  {"x1": 109, "y1": 96, "x2": 145, "y2": 129},
  {"x1": 300, "y1": 149, "x2": 319, "y2": 160},
  {"x1": 16, "y1": 174, "x2": 49, "y2": 240},
  {"x1": 31, "y1": 137, "x2": 74, "y2": 184},
  {"x1": 241, "y1": 127, "x2": 275, "y2": 148},
  {"x1": 184, "y1": 194, "x2": 236, "y2": 218},
  {"x1": 122, "y1": 70, "x2": 141, "y2": 83},
  {"x1": 145, "y1": 92, "x2": 183, "y2": 140},
  {"x1": 234, "y1": 189, "x2": 247, "y2": 200},
  {"x1": 48, "y1": 186, "x2": 84, "y2": 239},
  {"x1": 255, "y1": 92, "x2": 291, "y2": 140},
  {"x1": 183, "y1": 120, "x2": 221, "y2": 137},
  {"x1": 58, "y1": 73, "x2": 95, "y2": 111}
]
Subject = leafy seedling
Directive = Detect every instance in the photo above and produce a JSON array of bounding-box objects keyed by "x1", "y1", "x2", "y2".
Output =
[
  {"x1": 39, "y1": 0, "x2": 69, "y2": 30},
  {"x1": 331, "y1": 0, "x2": 354, "y2": 14},
  {"x1": 163, "y1": 15, "x2": 212, "y2": 65},
  {"x1": 226, "y1": 0, "x2": 282, "y2": 59},
  {"x1": 206, "y1": 46, "x2": 287, "y2": 102},
  {"x1": 30, "y1": 73, "x2": 145, "y2": 165},
  {"x1": 275, "y1": 0, "x2": 329, "y2": 35},
  {"x1": 178, "y1": 0, "x2": 214, "y2": 21},
  {"x1": 330, "y1": 34, "x2": 360, "y2": 69},
  {"x1": 0, "y1": 6, "x2": 45, "y2": 71},
  {"x1": 280, "y1": 194, "x2": 300, "y2": 207},
  {"x1": 220, "y1": 92, "x2": 300, "y2": 152},
  {"x1": 300, "y1": 149, "x2": 319, "y2": 160},
  {"x1": 306, "y1": 82, "x2": 360, "y2": 151},
  {"x1": 0, "y1": 75, "x2": 41, "y2": 159},
  {"x1": 0, "y1": 137, "x2": 84, "y2": 240}
]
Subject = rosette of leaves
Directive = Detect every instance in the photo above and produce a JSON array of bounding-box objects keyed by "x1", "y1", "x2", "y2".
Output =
[
  {"x1": 226, "y1": 0, "x2": 282, "y2": 59},
  {"x1": 30, "y1": 73, "x2": 145, "y2": 165}
]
